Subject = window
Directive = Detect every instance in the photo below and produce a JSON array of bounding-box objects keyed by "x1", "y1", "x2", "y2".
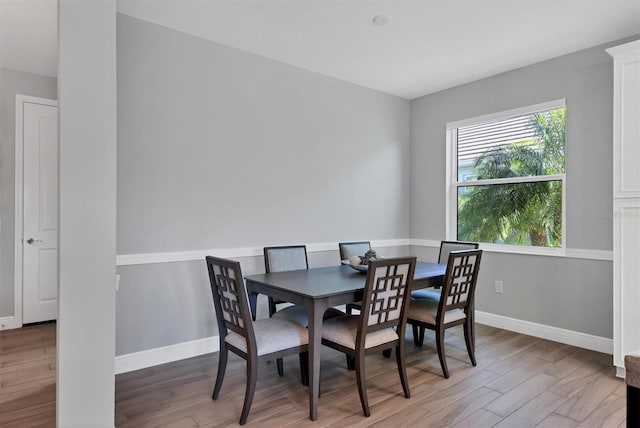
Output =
[{"x1": 447, "y1": 100, "x2": 566, "y2": 250}]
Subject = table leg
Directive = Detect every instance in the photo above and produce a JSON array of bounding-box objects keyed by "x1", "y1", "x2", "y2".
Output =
[
  {"x1": 305, "y1": 299, "x2": 327, "y2": 421},
  {"x1": 247, "y1": 290, "x2": 258, "y2": 321}
]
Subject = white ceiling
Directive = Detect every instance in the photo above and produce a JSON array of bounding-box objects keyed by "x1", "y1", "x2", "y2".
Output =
[{"x1": 2, "y1": 0, "x2": 639, "y2": 99}]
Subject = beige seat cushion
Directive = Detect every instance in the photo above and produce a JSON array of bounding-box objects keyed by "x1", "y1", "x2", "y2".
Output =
[
  {"x1": 272, "y1": 305, "x2": 345, "y2": 327},
  {"x1": 271, "y1": 304, "x2": 308, "y2": 327},
  {"x1": 626, "y1": 350, "x2": 640, "y2": 389},
  {"x1": 411, "y1": 288, "x2": 441, "y2": 301},
  {"x1": 225, "y1": 318, "x2": 309, "y2": 356},
  {"x1": 407, "y1": 298, "x2": 466, "y2": 325},
  {"x1": 322, "y1": 315, "x2": 398, "y2": 350}
]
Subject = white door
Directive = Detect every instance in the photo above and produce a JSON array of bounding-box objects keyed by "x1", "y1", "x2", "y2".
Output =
[{"x1": 22, "y1": 101, "x2": 58, "y2": 324}]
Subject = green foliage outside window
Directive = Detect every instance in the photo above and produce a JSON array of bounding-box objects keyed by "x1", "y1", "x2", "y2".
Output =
[{"x1": 457, "y1": 108, "x2": 565, "y2": 247}]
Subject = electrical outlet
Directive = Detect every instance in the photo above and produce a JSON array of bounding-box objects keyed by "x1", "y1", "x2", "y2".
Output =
[
  {"x1": 494, "y1": 280, "x2": 504, "y2": 294},
  {"x1": 116, "y1": 274, "x2": 121, "y2": 291}
]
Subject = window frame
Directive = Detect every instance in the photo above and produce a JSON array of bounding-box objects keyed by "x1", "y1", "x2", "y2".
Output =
[{"x1": 445, "y1": 99, "x2": 567, "y2": 256}]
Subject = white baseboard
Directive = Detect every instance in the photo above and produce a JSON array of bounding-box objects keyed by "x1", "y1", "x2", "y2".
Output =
[
  {"x1": 115, "y1": 311, "x2": 613, "y2": 374},
  {"x1": 475, "y1": 311, "x2": 613, "y2": 355},
  {"x1": 115, "y1": 336, "x2": 219, "y2": 374},
  {"x1": 0, "y1": 316, "x2": 22, "y2": 331}
]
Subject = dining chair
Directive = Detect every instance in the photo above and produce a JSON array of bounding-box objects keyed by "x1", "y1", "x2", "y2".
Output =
[
  {"x1": 411, "y1": 240, "x2": 479, "y2": 300},
  {"x1": 339, "y1": 241, "x2": 372, "y2": 262},
  {"x1": 321, "y1": 256, "x2": 416, "y2": 417},
  {"x1": 407, "y1": 249, "x2": 482, "y2": 378},
  {"x1": 264, "y1": 245, "x2": 310, "y2": 326},
  {"x1": 264, "y1": 245, "x2": 344, "y2": 380},
  {"x1": 339, "y1": 241, "x2": 371, "y2": 316},
  {"x1": 206, "y1": 256, "x2": 309, "y2": 425}
]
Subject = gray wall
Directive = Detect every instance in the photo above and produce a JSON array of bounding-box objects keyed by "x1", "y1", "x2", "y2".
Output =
[
  {"x1": 410, "y1": 37, "x2": 638, "y2": 339},
  {"x1": 0, "y1": 68, "x2": 57, "y2": 318},
  {"x1": 115, "y1": 13, "x2": 634, "y2": 355},
  {"x1": 116, "y1": 15, "x2": 411, "y2": 355}
]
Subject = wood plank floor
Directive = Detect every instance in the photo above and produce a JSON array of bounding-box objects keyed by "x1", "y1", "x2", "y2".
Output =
[
  {"x1": 0, "y1": 322, "x2": 56, "y2": 428},
  {"x1": 0, "y1": 322, "x2": 627, "y2": 427}
]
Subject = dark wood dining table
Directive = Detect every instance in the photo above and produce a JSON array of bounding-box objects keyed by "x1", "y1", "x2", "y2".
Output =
[{"x1": 244, "y1": 261, "x2": 446, "y2": 421}]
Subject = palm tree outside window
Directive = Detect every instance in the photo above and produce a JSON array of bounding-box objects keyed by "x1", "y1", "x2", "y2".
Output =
[{"x1": 447, "y1": 100, "x2": 566, "y2": 248}]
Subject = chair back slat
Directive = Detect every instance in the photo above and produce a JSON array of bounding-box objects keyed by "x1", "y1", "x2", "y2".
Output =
[
  {"x1": 439, "y1": 250, "x2": 482, "y2": 316},
  {"x1": 339, "y1": 241, "x2": 372, "y2": 260},
  {"x1": 359, "y1": 257, "x2": 416, "y2": 334},
  {"x1": 206, "y1": 256, "x2": 254, "y2": 342},
  {"x1": 264, "y1": 245, "x2": 308, "y2": 273},
  {"x1": 438, "y1": 241, "x2": 480, "y2": 264}
]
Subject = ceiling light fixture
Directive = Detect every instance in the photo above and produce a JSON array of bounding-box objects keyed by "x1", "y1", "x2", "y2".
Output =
[{"x1": 372, "y1": 15, "x2": 389, "y2": 26}]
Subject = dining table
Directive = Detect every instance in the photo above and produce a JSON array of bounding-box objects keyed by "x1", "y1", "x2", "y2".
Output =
[{"x1": 244, "y1": 261, "x2": 446, "y2": 421}]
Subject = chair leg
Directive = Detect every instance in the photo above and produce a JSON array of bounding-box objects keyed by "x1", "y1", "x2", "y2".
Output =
[
  {"x1": 411, "y1": 323, "x2": 425, "y2": 347},
  {"x1": 212, "y1": 345, "x2": 228, "y2": 400},
  {"x1": 346, "y1": 354, "x2": 355, "y2": 370},
  {"x1": 396, "y1": 344, "x2": 410, "y2": 399},
  {"x1": 268, "y1": 298, "x2": 286, "y2": 378},
  {"x1": 435, "y1": 327, "x2": 449, "y2": 378},
  {"x1": 268, "y1": 297, "x2": 277, "y2": 317},
  {"x1": 354, "y1": 352, "x2": 370, "y2": 417},
  {"x1": 277, "y1": 358, "x2": 284, "y2": 377},
  {"x1": 239, "y1": 356, "x2": 258, "y2": 425},
  {"x1": 299, "y1": 352, "x2": 309, "y2": 386},
  {"x1": 463, "y1": 317, "x2": 476, "y2": 366},
  {"x1": 346, "y1": 304, "x2": 353, "y2": 315}
]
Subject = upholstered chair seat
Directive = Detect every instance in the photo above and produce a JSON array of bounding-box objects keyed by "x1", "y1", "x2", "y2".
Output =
[
  {"x1": 409, "y1": 288, "x2": 441, "y2": 301},
  {"x1": 407, "y1": 298, "x2": 466, "y2": 325},
  {"x1": 270, "y1": 304, "x2": 309, "y2": 327},
  {"x1": 225, "y1": 318, "x2": 309, "y2": 355},
  {"x1": 272, "y1": 303, "x2": 344, "y2": 328},
  {"x1": 322, "y1": 315, "x2": 399, "y2": 350}
]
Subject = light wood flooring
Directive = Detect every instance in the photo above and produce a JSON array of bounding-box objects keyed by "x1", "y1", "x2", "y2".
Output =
[{"x1": 0, "y1": 322, "x2": 627, "y2": 427}]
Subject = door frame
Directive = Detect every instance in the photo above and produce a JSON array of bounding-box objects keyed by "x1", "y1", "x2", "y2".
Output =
[{"x1": 14, "y1": 94, "x2": 58, "y2": 328}]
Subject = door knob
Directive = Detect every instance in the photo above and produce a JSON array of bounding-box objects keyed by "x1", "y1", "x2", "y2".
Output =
[{"x1": 26, "y1": 238, "x2": 43, "y2": 244}]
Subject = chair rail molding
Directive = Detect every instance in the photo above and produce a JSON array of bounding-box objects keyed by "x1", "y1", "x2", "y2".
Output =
[
  {"x1": 116, "y1": 239, "x2": 612, "y2": 266},
  {"x1": 115, "y1": 239, "x2": 411, "y2": 266}
]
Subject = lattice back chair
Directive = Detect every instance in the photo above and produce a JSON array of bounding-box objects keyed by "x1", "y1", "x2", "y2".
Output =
[
  {"x1": 339, "y1": 241, "x2": 372, "y2": 316},
  {"x1": 407, "y1": 249, "x2": 482, "y2": 378},
  {"x1": 412, "y1": 240, "x2": 479, "y2": 300},
  {"x1": 321, "y1": 257, "x2": 416, "y2": 417},
  {"x1": 206, "y1": 256, "x2": 309, "y2": 425}
]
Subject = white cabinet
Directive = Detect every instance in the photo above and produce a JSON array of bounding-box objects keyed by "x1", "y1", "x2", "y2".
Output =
[{"x1": 607, "y1": 40, "x2": 640, "y2": 376}]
